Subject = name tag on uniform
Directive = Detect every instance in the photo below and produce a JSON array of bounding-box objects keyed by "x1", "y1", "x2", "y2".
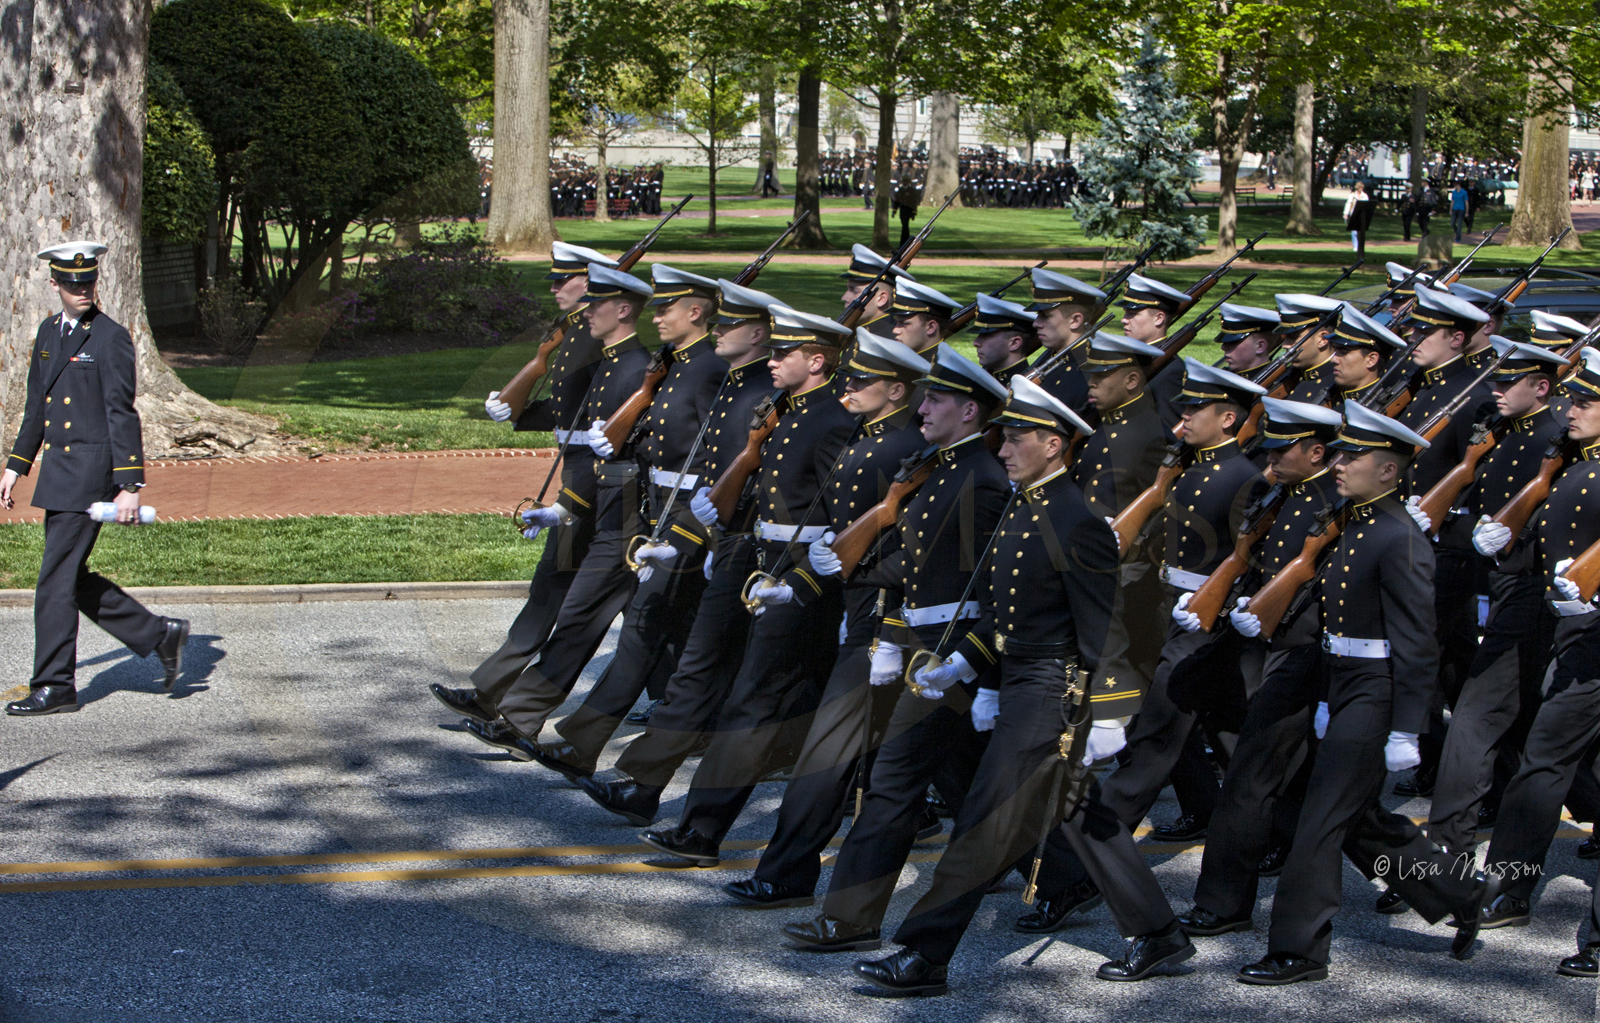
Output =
[{"x1": 71, "y1": 354, "x2": 93, "y2": 364}]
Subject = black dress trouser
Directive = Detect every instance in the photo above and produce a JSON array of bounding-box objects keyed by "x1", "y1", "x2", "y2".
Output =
[{"x1": 33, "y1": 509, "x2": 166, "y2": 687}]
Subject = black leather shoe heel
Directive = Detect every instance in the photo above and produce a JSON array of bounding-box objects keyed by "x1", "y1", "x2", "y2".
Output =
[
  {"x1": 853, "y1": 949, "x2": 947, "y2": 996},
  {"x1": 1097, "y1": 927, "x2": 1194, "y2": 981},
  {"x1": 1014, "y1": 881, "x2": 1102, "y2": 933},
  {"x1": 430, "y1": 683, "x2": 497, "y2": 723},
  {"x1": 1177, "y1": 907, "x2": 1253, "y2": 936},
  {"x1": 782, "y1": 915, "x2": 881, "y2": 952},
  {"x1": 723, "y1": 877, "x2": 814, "y2": 909},
  {"x1": 1237, "y1": 953, "x2": 1328, "y2": 985}
]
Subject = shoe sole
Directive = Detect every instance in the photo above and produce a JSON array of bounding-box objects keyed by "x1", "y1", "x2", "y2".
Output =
[
  {"x1": 785, "y1": 938, "x2": 882, "y2": 953},
  {"x1": 1236, "y1": 964, "x2": 1330, "y2": 986},
  {"x1": 430, "y1": 686, "x2": 497, "y2": 724},
  {"x1": 640, "y1": 833, "x2": 717, "y2": 867},
  {"x1": 1557, "y1": 963, "x2": 1599, "y2": 978},
  {"x1": 161, "y1": 620, "x2": 190, "y2": 691},
  {"x1": 857, "y1": 975, "x2": 947, "y2": 997},
  {"x1": 1481, "y1": 915, "x2": 1530, "y2": 930},
  {"x1": 1097, "y1": 942, "x2": 1196, "y2": 982},
  {"x1": 6, "y1": 703, "x2": 79, "y2": 716},
  {"x1": 529, "y1": 753, "x2": 592, "y2": 784},
  {"x1": 1151, "y1": 832, "x2": 1207, "y2": 843},
  {"x1": 1013, "y1": 894, "x2": 1104, "y2": 934},
  {"x1": 915, "y1": 824, "x2": 943, "y2": 842},
  {"x1": 727, "y1": 894, "x2": 816, "y2": 910},
  {"x1": 464, "y1": 723, "x2": 533, "y2": 761},
  {"x1": 1180, "y1": 918, "x2": 1253, "y2": 937}
]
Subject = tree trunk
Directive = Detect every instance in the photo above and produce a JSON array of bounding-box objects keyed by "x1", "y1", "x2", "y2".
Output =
[
  {"x1": 1285, "y1": 76, "x2": 1320, "y2": 234},
  {"x1": 789, "y1": 66, "x2": 829, "y2": 248},
  {"x1": 872, "y1": 86, "x2": 896, "y2": 251},
  {"x1": 485, "y1": 0, "x2": 556, "y2": 253},
  {"x1": 593, "y1": 138, "x2": 610, "y2": 223},
  {"x1": 1507, "y1": 67, "x2": 1581, "y2": 250},
  {"x1": 923, "y1": 89, "x2": 960, "y2": 208},
  {"x1": 705, "y1": 64, "x2": 719, "y2": 236},
  {"x1": 0, "y1": 0, "x2": 278, "y2": 460},
  {"x1": 752, "y1": 65, "x2": 778, "y2": 196},
  {"x1": 1408, "y1": 82, "x2": 1427, "y2": 193}
]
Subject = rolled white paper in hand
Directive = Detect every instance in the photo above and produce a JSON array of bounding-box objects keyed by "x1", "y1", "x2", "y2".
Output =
[{"x1": 89, "y1": 502, "x2": 156, "y2": 524}]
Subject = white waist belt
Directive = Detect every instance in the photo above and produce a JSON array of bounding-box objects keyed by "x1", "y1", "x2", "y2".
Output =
[
  {"x1": 650, "y1": 467, "x2": 699, "y2": 490},
  {"x1": 1162, "y1": 566, "x2": 1210, "y2": 592},
  {"x1": 555, "y1": 429, "x2": 588, "y2": 448},
  {"x1": 754, "y1": 520, "x2": 827, "y2": 544},
  {"x1": 1323, "y1": 634, "x2": 1391, "y2": 658},
  {"x1": 902, "y1": 601, "x2": 982, "y2": 628},
  {"x1": 1552, "y1": 599, "x2": 1597, "y2": 618}
]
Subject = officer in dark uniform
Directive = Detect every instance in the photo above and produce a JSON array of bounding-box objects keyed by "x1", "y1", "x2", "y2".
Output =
[
  {"x1": 840, "y1": 243, "x2": 911, "y2": 339},
  {"x1": 722, "y1": 331, "x2": 931, "y2": 906},
  {"x1": 889, "y1": 279, "x2": 961, "y2": 358},
  {"x1": 1324, "y1": 305, "x2": 1406, "y2": 408},
  {"x1": 1423, "y1": 339, "x2": 1569, "y2": 857},
  {"x1": 783, "y1": 346, "x2": 1011, "y2": 952},
  {"x1": 1373, "y1": 261, "x2": 1433, "y2": 329},
  {"x1": 637, "y1": 306, "x2": 860, "y2": 866},
  {"x1": 966, "y1": 295, "x2": 1040, "y2": 386},
  {"x1": 1476, "y1": 349, "x2": 1600, "y2": 973},
  {"x1": 1526, "y1": 309, "x2": 1590, "y2": 420},
  {"x1": 1177, "y1": 398, "x2": 1343, "y2": 935},
  {"x1": 1216, "y1": 303, "x2": 1283, "y2": 379},
  {"x1": 441, "y1": 242, "x2": 617, "y2": 723},
  {"x1": 855, "y1": 377, "x2": 1193, "y2": 996},
  {"x1": 1119, "y1": 273, "x2": 1196, "y2": 430},
  {"x1": 1445, "y1": 282, "x2": 1503, "y2": 371},
  {"x1": 1238, "y1": 401, "x2": 1494, "y2": 985},
  {"x1": 1275, "y1": 294, "x2": 1344, "y2": 405},
  {"x1": 463, "y1": 263, "x2": 655, "y2": 749},
  {"x1": 520, "y1": 266, "x2": 731, "y2": 777},
  {"x1": 1025, "y1": 268, "x2": 1107, "y2": 414},
  {"x1": 3, "y1": 242, "x2": 188, "y2": 716}
]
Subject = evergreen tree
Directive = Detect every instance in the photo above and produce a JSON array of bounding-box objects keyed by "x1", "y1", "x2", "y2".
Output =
[{"x1": 1070, "y1": 36, "x2": 1206, "y2": 262}]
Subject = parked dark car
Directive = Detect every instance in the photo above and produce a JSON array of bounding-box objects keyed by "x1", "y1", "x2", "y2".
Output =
[{"x1": 1336, "y1": 268, "x2": 1600, "y2": 342}]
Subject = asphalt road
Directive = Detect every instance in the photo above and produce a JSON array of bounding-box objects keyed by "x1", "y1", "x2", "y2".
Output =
[{"x1": 0, "y1": 597, "x2": 1596, "y2": 1023}]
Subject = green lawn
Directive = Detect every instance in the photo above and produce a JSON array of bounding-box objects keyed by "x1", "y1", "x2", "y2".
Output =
[{"x1": 0, "y1": 514, "x2": 543, "y2": 589}]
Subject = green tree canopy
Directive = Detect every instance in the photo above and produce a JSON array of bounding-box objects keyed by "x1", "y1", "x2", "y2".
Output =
[{"x1": 142, "y1": 62, "x2": 217, "y2": 243}]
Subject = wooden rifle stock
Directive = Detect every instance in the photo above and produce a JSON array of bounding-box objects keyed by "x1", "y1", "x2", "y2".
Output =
[
  {"x1": 828, "y1": 447, "x2": 938, "y2": 577},
  {"x1": 707, "y1": 395, "x2": 787, "y2": 525},
  {"x1": 1417, "y1": 417, "x2": 1505, "y2": 537},
  {"x1": 1188, "y1": 484, "x2": 1288, "y2": 631},
  {"x1": 1563, "y1": 537, "x2": 1600, "y2": 603},
  {"x1": 1247, "y1": 500, "x2": 1353, "y2": 637},
  {"x1": 1491, "y1": 436, "x2": 1577, "y2": 537},
  {"x1": 1111, "y1": 445, "x2": 1191, "y2": 558},
  {"x1": 600, "y1": 347, "x2": 673, "y2": 450}
]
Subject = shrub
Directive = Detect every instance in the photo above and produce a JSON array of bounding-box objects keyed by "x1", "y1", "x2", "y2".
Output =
[{"x1": 348, "y1": 228, "x2": 543, "y2": 343}]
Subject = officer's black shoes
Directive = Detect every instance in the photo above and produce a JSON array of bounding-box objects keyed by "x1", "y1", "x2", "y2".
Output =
[
  {"x1": 575, "y1": 777, "x2": 662, "y2": 826},
  {"x1": 1375, "y1": 887, "x2": 1410, "y2": 914},
  {"x1": 722, "y1": 877, "x2": 814, "y2": 909},
  {"x1": 462, "y1": 718, "x2": 533, "y2": 760},
  {"x1": 525, "y1": 741, "x2": 592, "y2": 783},
  {"x1": 926, "y1": 788, "x2": 953, "y2": 818},
  {"x1": 625, "y1": 699, "x2": 660, "y2": 724},
  {"x1": 782, "y1": 914, "x2": 882, "y2": 952},
  {"x1": 1177, "y1": 906, "x2": 1253, "y2": 936},
  {"x1": 914, "y1": 802, "x2": 944, "y2": 842},
  {"x1": 156, "y1": 617, "x2": 190, "y2": 690},
  {"x1": 1478, "y1": 892, "x2": 1530, "y2": 931},
  {"x1": 1557, "y1": 945, "x2": 1600, "y2": 978},
  {"x1": 852, "y1": 949, "x2": 947, "y2": 996},
  {"x1": 1237, "y1": 953, "x2": 1329, "y2": 986},
  {"x1": 5, "y1": 684, "x2": 78, "y2": 716},
  {"x1": 1477, "y1": 803, "x2": 1499, "y2": 829},
  {"x1": 429, "y1": 684, "x2": 497, "y2": 724},
  {"x1": 1150, "y1": 814, "x2": 1209, "y2": 842},
  {"x1": 1451, "y1": 873, "x2": 1500, "y2": 960},
  {"x1": 640, "y1": 826, "x2": 719, "y2": 867},
  {"x1": 1096, "y1": 923, "x2": 1194, "y2": 981},
  {"x1": 1578, "y1": 832, "x2": 1600, "y2": 860},
  {"x1": 1257, "y1": 845, "x2": 1290, "y2": 877},
  {"x1": 1013, "y1": 880, "x2": 1102, "y2": 933},
  {"x1": 1393, "y1": 766, "x2": 1436, "y2": 798}
]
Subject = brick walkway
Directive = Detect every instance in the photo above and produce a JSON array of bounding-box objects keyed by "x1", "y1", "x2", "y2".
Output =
[{"x1": 0, "y1": 448, "x2": 560, "y2": 524}]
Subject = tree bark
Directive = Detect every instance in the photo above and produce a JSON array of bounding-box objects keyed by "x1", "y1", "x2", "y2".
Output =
[
  {"x1": 923, "y1": 89, "x2": 960, "y2": 208},
  {"x1": 485, "y1": 0, "x2": 556, "y2": 253},
  {"x1": 1408, "y1": 82, "x2": 1427, "y2": 193},
  {"x1": 751, "y1": 64, "x2": 779, "y2": 196},
  {"x1": 1209, "y1": 48, "x2": 1262, "y2": 261},
  {"x1": 1507, "y1": 67, "x2": 1581, "y2": 250},
  {"x1": 789, "y1": 66, "x2": 829, "y2": 248},
  {"x1": 0, "y1": 0, "x2": 278, "y2": 459},
  {"x1": 872, "y1": 86, "x2": 896, "y2": 251},
  {"x1": 593, "y1": 137, "x2": 610, "y2": 223},
  {"x1": 1285, "y1": 76, "x2": 1320, "y2": 234}
]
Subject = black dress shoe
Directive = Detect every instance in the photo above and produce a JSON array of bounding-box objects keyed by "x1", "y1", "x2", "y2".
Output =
[
  {"x1": 5, "y1": 684, "x2": 79, "y2": 716},
  {"x1": 625, "y1": 699, "x2": 660, "y2": 724},
  {"x1": 155, "y1": 618, "x2": 190, "y2": 690},
  {"x1": 640, "y1": 826, "x2": 719, "y2": 867},
  {"x1": 1096, "y1": 925, "x2": 1195, "y2": 981},
  {"x1": 1375, "y1": 887, "x2": 1410, "y2": 914},
  {"x1": 926, "y1": 788, "x2": 953, "y2": 818},
  {"x1": 525, "y1": 741, "x2": 592, "y2": 783},
  {"x1": 723, "y1": 877, "x2": 814, "y2": 909},
  {"x1": 575, "y1": 776, "x2": 661, "y2": 826},
  {"x1": 914, "y1": 802, "x2": 943, "y2": 841},
  {"x1": 782, "y1": 914, "x2": 882, "y2": 952},
  {"x1": 1177, "y1": 906, "x2": 1253, "y2": 936},
  {"x1": 1150, "y1": 814, "x2": 1208, "y2": 842},
  {"x1": 1014, "y1": 880, "x2": 1102, "y2": 933},
  {"x1": 1452, "y1": 873, "x2": 1500, "y2": 960},
  {"x1": 1256, "y1": 845, "x2": 1289, "y2": 878},
  {"x1": 1558, "y1": 945, "x2": 1600, "y2": 978},
  {"x1": 429, "y1": 683, "x2": 497, "y2": 724},
  {"x1": 1578, "y1": 832, "x2": 1600, "y2": 860},
  {"x1": 1393, "y1": 766, "x2": 1436, "y2": 797},
  {"x1": 1237, "y1": 952, "x2": 1328, "y2": 985},
  {"x1": 1477, "y1": 803, "x2": 1498, "y2": 829},
  {"x1": 853, "y1": 949, "x2": 947, "y2": 996},
  {"x1": 1479, "y1": 892, "x2": 1530, "y2": 930},
  {"x1": 462, "y1": 717, "x2": 532, "y2": 760}
]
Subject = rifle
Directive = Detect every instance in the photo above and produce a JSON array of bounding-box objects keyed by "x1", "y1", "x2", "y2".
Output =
[
  {"x1": 1238, "y1": 300, "x2": 1350, "y2": 440},
  {"x1": 1110, "y1": 443, "x2": 1193, "y2": 559},
  {"x1": 1561, "y1": 537, "x2": 1600, "y2": 604},
  {"x1": 1415, "y1": 415, "x2": 1505, "y2": 538},
  {"x1": 495, "y1": 194, "x2": 693, "y2": 413},
  {"x1": 1486, "y1": 227, "x2": 1571, "y2": 316},
  {"x1": 1319, "y1": 257, "x2": 1365, "y2": 297},
  {"x1": 835, "y1": 196, "x2": 951, "y2": 331},
  {"x1": 706, "y1": 394, "x2": 789, "y2": 526},
  {"x1": 1382, "y1": 222, "x2": 1502, "y2": 324},
  {"x1": 946, "y1": 261, "x2": 1048, "y2": 333},
  {"x1": 1177, "y1": 231, "x2": 1266, "y2": 313},
  {"x1": 1025, "y1": 310, "x2": 1118, "y2": 384},
  {"x1": 827, "y1": 444, "x2": 939, "y2": 577},
  {"x1": 1490, "y1": 433, "x2": 1580, "y2": 538},
  {"x1": 732, "y1": 210, "x2": 810, "y2": 288},
  {"x1": 1245, "y1": 498, "x2": 1354, "y2": 638},
  {"x1": 1362, "y1": 266, "x2": 1425, "y2": 317},
  {"x1": 1101, "y1": 239, "x2": 1159, "y2": 297},
  {"x1": 1147, "y1": 273, "x2": 1259, "y2": 377},
  {"x1": 1185, "y1": 483, "x2": 1290, "y2": 632}
]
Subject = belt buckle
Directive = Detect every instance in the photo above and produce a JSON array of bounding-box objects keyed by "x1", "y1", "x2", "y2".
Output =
[{"x1": 994, "y1": 635, "x2": 1005, "y2": 654}]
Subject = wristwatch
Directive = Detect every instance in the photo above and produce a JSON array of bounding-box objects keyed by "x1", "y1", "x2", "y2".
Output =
[{"x1": 120, "y1": 482, "x2": 145, "y2": 493}]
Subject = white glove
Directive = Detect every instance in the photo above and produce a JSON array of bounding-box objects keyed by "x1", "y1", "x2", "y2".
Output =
[
  {"x1": 1385, "y1": 731, "x2": 1422, "y2": 773},
  {"x1": 485, "y1": 390, "x2": 513, "y2": 422},
  {"x1": 1172, "y1": 592, "x2": 1202, "y2": 633},
  {"x1": 808, "y1": 531, "x2": 842, "y2": 576},
  {"x1": 703, "y1": 547, "x2": 716, "y2": 580},
  {"x1": 1314, "y1": 701, "x2": 1329, "y2": 739},
  {"x1": 912, "y1": 651, "x2": 976, "y2": 700},
  {"x1": 1229, "y1": 596, "x2": 1262, "y2": 638},
  {"x1": 869, "y1": 641, "x2": 903, "y2": 686},
  {"x1": 1553, "y1": 558, "x2": 1590, "y2": 603},
  {"x1": 690, "y1": 486, "x2": 719, "y2": 528},
  {"x1": 1472, "y1": 514, "x2": 1512, "y2": 556},
  {"x1": 970, "y1": 688, "x2": 1000, "y2": 731},
  {"x1": 1104, "y1": 515, "x2": 1116, "y2": 529},
  {"x1": 1404, "y1": 494, "x2": 1432, "y2": 534},
  {"x1": 520, "y1": 504, "x2": 565, "y2": 541},
  {"x1": 751, "y1": 580, "x2": 793, "y2": 615},
  {"x1": 633, "y1": 542, "x2": 678, "y2": 583},
  {"x1": 586, "y1": 419, "x2": 614, "y2": 459},
  {"x1": 1083, "y1": 720, "x2": 1127, "y2": 766}
]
